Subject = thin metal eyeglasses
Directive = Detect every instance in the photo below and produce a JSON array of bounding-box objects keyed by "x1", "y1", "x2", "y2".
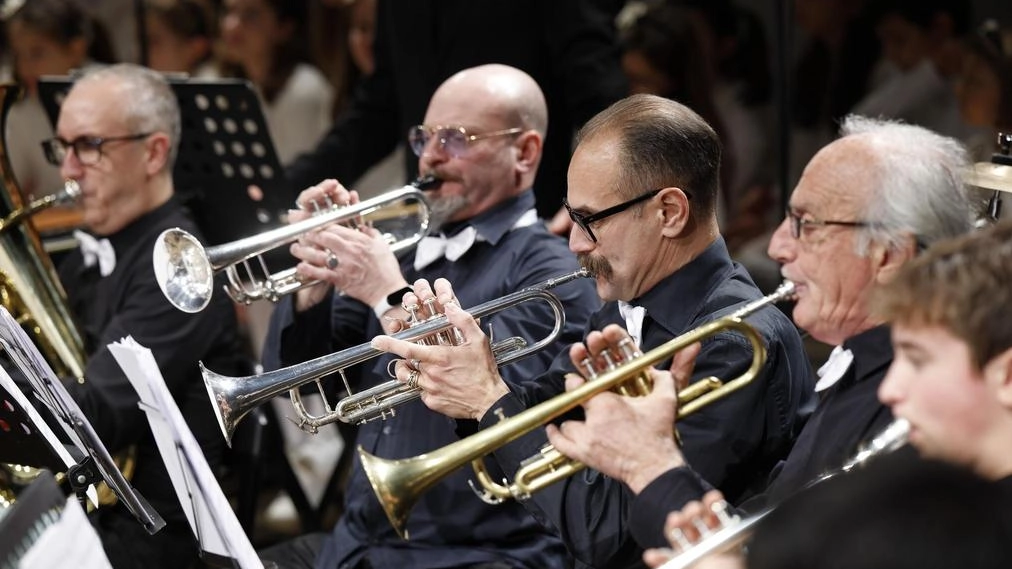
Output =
[
  {"x1": 785, "y1": 207, "x2": 869, "y2": 239},
  {"x1": 565, "y1": 188, "x2": 682, "y2": 243},
  {"x1": 408, "y1": 125, "x2": 523, "y2": 158},
  {"x1": 41, "y1": 133, "x2": 152, "y2": 166}
]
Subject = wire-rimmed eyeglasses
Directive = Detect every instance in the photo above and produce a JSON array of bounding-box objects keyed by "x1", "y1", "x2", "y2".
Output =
[
  {"x1": 408, "y1": 125, "x2": 523, "y2": 158},
  {"x1": 41, "y1": 133, "x2": 152, "y2": 166},
  {"x1": 784, "y1": 207, "x2": 869, "y2": 240}
]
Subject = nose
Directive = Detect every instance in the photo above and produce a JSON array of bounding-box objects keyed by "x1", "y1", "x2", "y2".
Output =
[
  {"x1": 59, "y1": 148, "x2": 84, "y2": 180},
  {"x1": 766, "y1": 216, "x2": 795, "y2": 264},
  {"x1": 877, "y1": 366, "x2": 905, "y2": 408},
  {"x1": 418, "y1": 137, "x2": 448, "y2": 171},
  {"x1": 568, "y1": 223, "x2": 593, "y2": 254}
]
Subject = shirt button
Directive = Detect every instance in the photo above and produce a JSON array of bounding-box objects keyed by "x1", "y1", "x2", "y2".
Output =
[{"x1": 382, "y1": 425, "x2": 392, "y2": 435}]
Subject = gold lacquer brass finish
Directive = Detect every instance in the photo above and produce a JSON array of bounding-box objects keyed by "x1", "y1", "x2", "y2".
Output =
[{"x1": 360, "y1": 282, "x2": 798, "y2": 538}]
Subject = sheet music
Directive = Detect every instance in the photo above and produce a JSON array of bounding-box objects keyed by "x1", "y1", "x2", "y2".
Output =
[
  {"x1": 0, "y1": 314, "x2": 99, "y2": 507},
  {"x1": 17, "y1": 497, "x2": 113, "y2": 569},
  {"x1": 109, "y1": 337, "x2": 263, "y2": 569}
]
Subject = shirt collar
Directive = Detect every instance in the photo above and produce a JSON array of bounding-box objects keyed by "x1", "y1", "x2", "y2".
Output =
[
  {"x1": 631, "y1": 237, "x2": 734, "y2": 336},
  {"x1": 840, "y1": 324, "x2": 894, "y2": 387},
  {"x1": 442, "y1": 190, "x2": 536, "y2": 245}
]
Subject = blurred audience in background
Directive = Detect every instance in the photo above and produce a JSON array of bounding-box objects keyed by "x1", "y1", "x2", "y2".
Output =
[
  {"x1": 217, "y1": 0, "x2": 333, "y2": 167},
  {"x1": 143, "y1": 0, "x2": 217, "y2": 77},
  {"x1": 3, "y1": 0, "x2": 114, "y2": 201}
]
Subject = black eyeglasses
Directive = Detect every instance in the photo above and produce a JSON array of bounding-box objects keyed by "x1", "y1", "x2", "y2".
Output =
[
  {"x1": 407, "y1": 125, "x2": 523, "y2": 158},
  {"x1": 785, "y1": 207, "x2": 869, "y2": 240},
  {"x1": 41, "y1": 133, "x2": 152, "y2": 166},
  {"x1": 565, "y1": 188, "x2": 676, "y2": 243}
]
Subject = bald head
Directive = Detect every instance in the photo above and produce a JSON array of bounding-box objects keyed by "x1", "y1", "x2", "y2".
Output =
[{"x1": 434, "y1": 64, "x2": 548, "y2": 135}]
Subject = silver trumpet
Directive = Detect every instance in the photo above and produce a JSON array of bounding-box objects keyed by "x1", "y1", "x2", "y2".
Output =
[
  {"x1": 658, "y1": 418, "x2": 911, "y2": 569},
  {"x1": 202, "y1": 268, "x2": 590, "y2": 445},
  {"x1": 152, "y1": 176, "x2": 438, "y2": 313}
]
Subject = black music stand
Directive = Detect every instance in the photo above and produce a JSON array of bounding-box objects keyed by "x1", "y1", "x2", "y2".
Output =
[
  {"x1": 37, "y1": 75, "x2": 293, "y2": 256},
  {"x1": 0, "y1": 307, "x2": 165, "y2": 535}
]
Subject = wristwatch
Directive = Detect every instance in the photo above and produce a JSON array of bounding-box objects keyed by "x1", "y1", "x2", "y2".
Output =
[{"x1": 372, "y1": 286, "x2": 413, "y2": 320}]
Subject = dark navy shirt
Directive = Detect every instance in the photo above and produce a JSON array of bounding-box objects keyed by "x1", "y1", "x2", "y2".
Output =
[
  {"x1": 475, "y1": 238, "x2": 816, "y2": 568},
  {"x1": 629, "y1": 325, "x2": 894, "y2": 549},
  {"x1": 265, "y1": 190, "x2": 601, "y2": 569}
]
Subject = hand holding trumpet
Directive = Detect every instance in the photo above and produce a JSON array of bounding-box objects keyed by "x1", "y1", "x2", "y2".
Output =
[
  {"x1": 372, "y1": 277, "x2": 509, "y2": 420},
  {"x1": 289, "y1": 179, "x2": 412, "y2": 321},
  {"x1": 643, "y1": 490, "x2": 742, "y2": 569},
  {"x1": 546, "y1": 327, "x2": 699, "y2": 493}
]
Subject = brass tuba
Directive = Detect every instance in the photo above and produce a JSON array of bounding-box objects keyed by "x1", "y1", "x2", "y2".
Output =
[
  {"x1": 0, "y1": 83, "x2": 92, "y2": 506},
  {"x1": 0, "y1": 83, "x2": 87, "y2": 384}
]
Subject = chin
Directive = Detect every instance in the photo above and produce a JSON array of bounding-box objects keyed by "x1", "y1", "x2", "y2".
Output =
[{"x1": 594, "y1": 279, "x2": 617, "y2": 303}]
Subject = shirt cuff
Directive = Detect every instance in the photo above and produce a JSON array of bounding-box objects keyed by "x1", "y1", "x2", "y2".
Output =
[{"x1": 629, "y1": 466, "x2": 715, "y2": 548}]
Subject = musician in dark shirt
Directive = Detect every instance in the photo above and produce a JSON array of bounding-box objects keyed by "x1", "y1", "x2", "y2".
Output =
[
  {"x1": 260, "y1": 64, "x2": 600, "y2": 569},
  {"x1": 376, "y1": 94, "x2": 816, "y2": 568},
  {"x1": 540, "y1": 115, "x2": 975, "y2": 568},
  {"x1": 50, "y1": 63, "x2": 246, "y2": 569}
]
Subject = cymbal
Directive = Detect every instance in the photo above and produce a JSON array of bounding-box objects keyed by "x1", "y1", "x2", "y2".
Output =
[{"x1": 966, "y1": 161, "x2": 1012, "y2": 194}]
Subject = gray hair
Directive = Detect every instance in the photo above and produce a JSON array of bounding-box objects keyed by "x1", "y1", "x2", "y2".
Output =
[
  {"x1": 840, "y1": 115, "x2": 974, "y2": 255},
  {"x1": 74, "y1": 63, "x2": 181, "y2": 170}
]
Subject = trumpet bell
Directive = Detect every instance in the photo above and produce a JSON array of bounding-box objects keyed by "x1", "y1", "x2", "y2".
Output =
[
  {"x1": 359, "y1": 447, "x2": 445, "y2": 540},
  {"x1": 152, "y1": 228, "x2": 215, "y2": 313}
]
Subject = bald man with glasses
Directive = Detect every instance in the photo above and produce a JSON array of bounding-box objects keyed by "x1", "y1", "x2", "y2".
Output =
[
  {"x1": 374, "y1": 94, "x2": 816, "y2": 568},
  {"x1": 258, "y1": 63, "x2": 600, "y2": 569}
]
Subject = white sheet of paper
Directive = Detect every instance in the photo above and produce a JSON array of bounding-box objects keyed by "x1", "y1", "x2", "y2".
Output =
[
  {"x1": 0, "y1": 363, "x2": 98, "y2": 508},
  {"x1": 0, "y1": 305, "x2": 99, "y2": 504},
  {"x1": 108, "y1": 337, "x2": 263, "y2": 569},
  {"x1": 17, "y1": 496, "x2": 113, "y2": 569}
]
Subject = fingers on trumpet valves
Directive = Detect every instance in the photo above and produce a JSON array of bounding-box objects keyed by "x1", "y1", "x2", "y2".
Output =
[
  {"x1": 710, "y1": 499, "x2": 738, "y2": 526},
  {"x1": 668, "y1": 527, "x2": 693, "y2": 552}
]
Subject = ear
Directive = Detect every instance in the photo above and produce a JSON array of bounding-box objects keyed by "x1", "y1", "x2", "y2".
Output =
[
  {"x1": 656, "y1": 187, "x2": 691, "y2": 238},
  {"x1": 984, "y1": 347, "x2": 1012, "y2": 409},
  {"x1": 144, "y1": 133, "x2": 171, "y2": 176},
  {"x1": 513, "y1": 130, "x2": 542, "y2": 174},
  {"x1": 872, "y1": 234, "x2": 918, "y2": 285}
]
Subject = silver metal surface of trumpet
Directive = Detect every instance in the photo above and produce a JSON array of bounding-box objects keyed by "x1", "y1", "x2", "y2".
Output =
[
  {"x1": 658, "y1": 418, "x2": 910, "y2": 569},
  {"x1": 202, "y1": 268, "x2": 590, "y2": 445},
  {"x1": 360, "y1": 281, "x2": 798, "y2": 539},
  {"x1": 152, "y1": 176, "x2": 438, "y2": 313}
]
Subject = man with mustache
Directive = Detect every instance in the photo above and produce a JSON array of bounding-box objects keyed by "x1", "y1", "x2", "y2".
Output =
[
  {"x1": 374, "y1": 94, "x2": 816, "y2": 567},
  {"x1": 525, "y1": 115, "x2": 976, "y2": 569},
  {"x1": 258, "y1": 63, "x2": 600, "y2": 569}
]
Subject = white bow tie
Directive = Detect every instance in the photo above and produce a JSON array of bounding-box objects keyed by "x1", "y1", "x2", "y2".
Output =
[
  {"x1": 413, "y1": 226, "x2": 481, "y2": 271},
  {"x1": 815, "y1": 345, "x2": 854, "y2": 392},
  {"x1": 618, "y1": 301, "x2": 647, "y2": 346},
  {"x1": 74, "y1": 230, "x2": 116, "y2": 277},
  {"x1": 413, "y1": 209, "x2": 540, "y2": 271}
]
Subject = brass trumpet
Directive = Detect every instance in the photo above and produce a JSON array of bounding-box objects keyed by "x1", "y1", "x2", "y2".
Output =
[
  {"x1": 658, "y1": 418, "x2": 910, "y2": 569},
  {"x1": 360, "y1": 281, "x2": 798, "y2": 539},
  {"x1": 202, "y1": 268, "x2": 590, "y2": 445},
  {"x1": 152, "y1": 176, "x2": 438, "y2": 313}
]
